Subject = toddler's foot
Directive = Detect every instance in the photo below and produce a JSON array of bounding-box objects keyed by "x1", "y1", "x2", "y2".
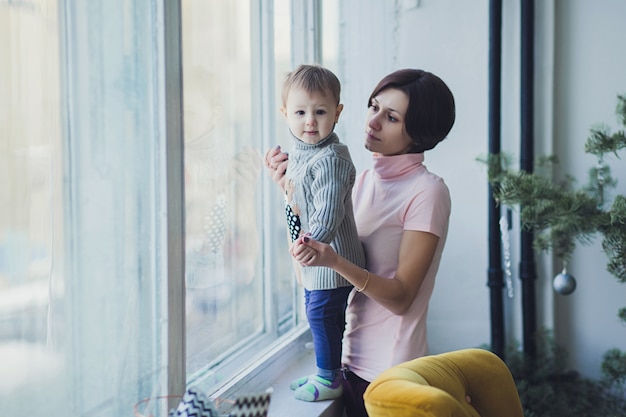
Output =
[
  {"x1": 294, "y1": 375, "x2": 343, "y2": 402},
  {"x1": 289, "y1": 374, "x2": 313, "y2": 390}
]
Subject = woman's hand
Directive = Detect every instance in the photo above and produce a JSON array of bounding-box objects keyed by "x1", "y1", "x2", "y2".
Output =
[{"x1": 264, "y1": 145, "x2": 289, "y2": 191}]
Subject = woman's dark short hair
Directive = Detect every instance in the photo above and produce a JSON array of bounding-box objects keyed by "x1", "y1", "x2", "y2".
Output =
[{"x1": 368, "y1": 69, "x2": 456, "y2": 153}]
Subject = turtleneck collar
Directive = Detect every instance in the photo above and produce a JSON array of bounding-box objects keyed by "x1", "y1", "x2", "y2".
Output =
[
  {"x1": 372, "y1": 152, "x2": 424, "y2": 179},
  {"x1": 291, "y1": 130, "x2": 339, "y2": 150}
]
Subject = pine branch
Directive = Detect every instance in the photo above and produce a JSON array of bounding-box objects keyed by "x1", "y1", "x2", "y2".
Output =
[
  {"x1": 585, "y1": 95, "x2": 626, "y2": 157},
  {"x1": 619, "y1": 307, "x2": 626, "y2": 325},
  {"x1": 616, "y1": 94, "x2": 626, "y2": 126},
  {"x1": 493, "y1": 169, "x2": 605, "y2": 261},
  {"x1": 601, "y1": 195, "x2": 626, "y2": 283},
  {"x1": 585, "y1": 126, "x2": 626, "y2": 157}
]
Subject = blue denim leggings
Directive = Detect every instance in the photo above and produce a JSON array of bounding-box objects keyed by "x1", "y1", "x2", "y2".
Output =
[{"x1": 304, "y1": 286, "x2": 352, "y2": 380}]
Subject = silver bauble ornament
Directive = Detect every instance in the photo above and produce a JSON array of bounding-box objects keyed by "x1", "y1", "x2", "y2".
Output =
[{"x1": 553, "y1": 270, "x2": 577, "y2": 295}]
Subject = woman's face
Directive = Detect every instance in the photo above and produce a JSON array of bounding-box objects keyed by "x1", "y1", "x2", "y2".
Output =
[{"x1": 364, "y1": 88, "x2": 414, "y2": 156}]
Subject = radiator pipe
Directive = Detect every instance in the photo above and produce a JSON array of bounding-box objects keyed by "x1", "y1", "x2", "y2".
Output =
[
  {"x1": 487, "y1": 0, "x2": 505, "y2": 359},
  {"x1": 520, "y1": 0, "x2": 538, "y2": 358}
]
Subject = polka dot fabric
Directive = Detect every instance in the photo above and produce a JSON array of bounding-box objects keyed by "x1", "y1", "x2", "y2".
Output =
[{"x1": 285, "y1": 202, "x2": 301, "y2": 242}]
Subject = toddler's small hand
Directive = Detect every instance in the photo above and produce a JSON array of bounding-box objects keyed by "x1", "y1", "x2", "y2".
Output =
[{"x1": 291, "y1": 234, "x2": 317, "y2": 265}]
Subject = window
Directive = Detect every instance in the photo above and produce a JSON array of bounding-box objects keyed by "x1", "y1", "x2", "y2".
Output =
[
  {"x1": 181, "y1": 0, "x2": 301, "y2": 390},
  {"x1": 0, "y1": 0, "x2": 338, "y2": 415}
]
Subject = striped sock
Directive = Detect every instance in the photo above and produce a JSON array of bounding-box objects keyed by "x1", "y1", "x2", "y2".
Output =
[
  {"x1": 289, "y1": 374, "x2": 313, "y2": 390},
  {"x1": 294, "y1": 375, "x2": 343, "y2": 402}
]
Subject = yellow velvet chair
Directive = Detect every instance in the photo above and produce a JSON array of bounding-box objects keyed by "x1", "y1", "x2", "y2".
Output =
[{"x1": 363, "y1": 348, "x2": 524, "y2": 417}]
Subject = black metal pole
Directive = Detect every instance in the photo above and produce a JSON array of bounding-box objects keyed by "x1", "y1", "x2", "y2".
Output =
[
  {"x1": 520, "y1": 0, "x2": 538, "y2": 358},
  {"x1": 488, "y1": 0, "x2": 505, "y2": 359}
]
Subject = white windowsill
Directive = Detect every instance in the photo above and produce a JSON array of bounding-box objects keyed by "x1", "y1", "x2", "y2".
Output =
[
  {"x1": 210, "y1": 326, "x2": 345, "y2": 417},
  {"x1": 265, "y1": 346, "x2": 345, "y2": 417}
]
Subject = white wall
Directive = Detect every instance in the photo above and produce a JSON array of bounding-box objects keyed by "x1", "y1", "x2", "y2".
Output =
[
  {"x1": 392, "y1": 0, "x2": 495, "y2": 354},
  {"x1": 336, "y1": 0, "x2": 626, "y2": 379}
]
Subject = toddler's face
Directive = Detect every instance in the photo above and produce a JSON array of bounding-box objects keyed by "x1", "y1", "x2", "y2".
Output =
[{"x1": 281, "y1": 87, "x2": 343, "y2": 144}]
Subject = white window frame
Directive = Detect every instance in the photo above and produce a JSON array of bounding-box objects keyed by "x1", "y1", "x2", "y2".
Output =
[{"x1": 161, "y1": 0, "x2": 186, "y2": 401}]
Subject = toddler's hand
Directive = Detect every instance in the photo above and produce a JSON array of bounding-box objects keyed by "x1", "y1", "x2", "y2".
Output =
[{"x1": 291, "y1": 234, "x2": 318, "y2": 265}]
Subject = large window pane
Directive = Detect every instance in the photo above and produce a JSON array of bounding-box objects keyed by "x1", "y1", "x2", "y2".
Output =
[
  {"x1": 182, "y1": 0, "x2": 265, "y2": 381},
  {"x1": 182, "y1": 0, "x2": 302, "y2": 391}
]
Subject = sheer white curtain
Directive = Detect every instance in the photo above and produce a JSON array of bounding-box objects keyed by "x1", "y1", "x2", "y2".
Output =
[
  {"x1": 0, "y1": 0, "x2": 65, "y2": 411},
  {"x1": 0, "y1": 1, "x2": 180, "y2": 415}
]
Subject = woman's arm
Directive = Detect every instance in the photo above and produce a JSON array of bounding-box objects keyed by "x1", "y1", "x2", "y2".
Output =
[{"x1": 292, "y1": 230, "x2": 439, "y2": 315}]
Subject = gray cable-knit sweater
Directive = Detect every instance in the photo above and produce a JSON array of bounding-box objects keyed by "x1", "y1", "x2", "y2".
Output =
[{"x1": 284, "y1": 131, "x2": 366, "y2": 290}]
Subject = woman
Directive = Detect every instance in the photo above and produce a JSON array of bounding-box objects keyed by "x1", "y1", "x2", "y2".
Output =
[{"x1": 265, "y1": 68, "x2": 455, "y2": 416}]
